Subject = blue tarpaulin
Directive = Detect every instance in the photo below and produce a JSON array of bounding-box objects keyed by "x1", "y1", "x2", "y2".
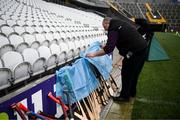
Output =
[
  {"x1": 56, "y1": 42, "x2": 113, "y2": 103},
  {"x1": 56, "y1": 58, "x2": 99, "y2": 104},
  {"x1": 80, "y1": 41, "x2": 113, "y2": 80}
]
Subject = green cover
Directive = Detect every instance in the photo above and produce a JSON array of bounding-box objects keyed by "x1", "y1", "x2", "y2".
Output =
[{"x1": 147, "y1": 35, "x2": 170, "y2": 61}]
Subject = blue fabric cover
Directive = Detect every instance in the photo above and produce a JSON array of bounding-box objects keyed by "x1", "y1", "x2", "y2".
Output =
[
  {"x1": 80, "y1": 41, "x2": 113, "y2": 80},
  {"x1": 56, "y1": 58, "x2": 99, "y2": 104}
]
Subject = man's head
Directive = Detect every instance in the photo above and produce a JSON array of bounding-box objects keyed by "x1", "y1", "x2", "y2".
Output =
[{"x1": 102, "y1": 17, "x2": 111, "y2": 31}]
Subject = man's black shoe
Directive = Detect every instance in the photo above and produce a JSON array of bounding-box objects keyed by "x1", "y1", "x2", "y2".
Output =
[{"x1": 112, "y1": 96, "x2": 130, "y2": 102}]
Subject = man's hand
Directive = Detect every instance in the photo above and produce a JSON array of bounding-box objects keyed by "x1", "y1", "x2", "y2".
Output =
[
  {"x1": 86, "y1": 49, "x2": 106, "y2": 58},
  {"x1": 86, "y1": 53, "x2": 95, "y2": 58},
  {"x1": 100, "y1": 45, "x2": 105, "y2": 48}
]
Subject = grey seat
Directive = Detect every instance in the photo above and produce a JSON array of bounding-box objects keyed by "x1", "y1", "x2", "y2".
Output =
[
  {"x1": 79, "y1": 37, "x2": 87, "y2": 51},
  {"x1": 38, "y1": 46, "x2": 58, "y2": 70},
  {"x1": 0, "y1": 59, "x2": 12, "y2": 90},
  {"x1": 49, "y1": 43, "x2": 67, "y2": 65},
  {"x1": 84, "y1": 37, "x2": 90, "y2": 48},
  {"x1": 8, "y1": 33, "x2": 29, "y2": 52},
  {"x1": 25, "y1": 20, "x2": 34, "y2": 27},
  {"x1": 45, "y1": 32, "x2": 54, "y2": 44},
  {"x1": 52, "y1": 32, "x2": 61, "y2": 44},
  {"x1": 22, "y1": 48, "x2": 46, "y2": 76},
  {"x1": 35, "y1": 33, "x2": 49, "y2": 46},
  {"x1": 0, "y1": 33, "x2": 15, "y2": 57},
  {"x1": 6, "y1": 19, "x2": 17, "y2": 27},
  {"x1": 2, "y1": 51, "x2": 31, "y2": 84},
  {"x1": 25, "y1": 26, "x2": 35, "y2": 34},
  {"x1": 14, "y1": 26, "x2": 26, "y2": 35},
  {"x1": 23, "y1": 33, "x2": 40, "y2": 49},
  {"x1": 43, "y1": 26, "x2": 51, "y2": 33},
  {"x1": 34, "y1": 26, "x2": 44, "y2": 33},
  {"x1": 67, "y1": 38, "x2": 76, "y2": 60},
  {"x1": 0, "y1": 25, "x2": 14, "y2": 37},
  {"x1": 59, "y1": 41, "x2": 69, "y2": 62},
  {"x1": 16, "y1": 20, "x2": 26, "y2": 27},
  {"x1": 0, "y1": 19, "x2": 6, "y2": 26}
]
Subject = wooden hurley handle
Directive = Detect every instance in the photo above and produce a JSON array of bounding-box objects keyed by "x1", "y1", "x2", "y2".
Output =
[{"x1": 82, "y1": 99, "x2": 94, "y2": 120}]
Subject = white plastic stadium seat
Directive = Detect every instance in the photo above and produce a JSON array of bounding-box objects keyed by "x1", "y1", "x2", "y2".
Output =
[
  {"x1": 0, "y1": 59, "x2": 3, "y2": 68},
  {"x1": 52, "y1": 32, "x2": 61, "y2": 44},
  {"x1": 0, "y1": 19, "x2": 7, "y2": 27},
  {"x1": 25, "y1": 20, "x2": 34, "y2": 27},
  {"x1": 60, "y1": 31, "x2": 67, "y2": 40},
  {"x1": 0, "y1": 33, "x2": 15, "y2": 56},
  {"x1": 8, "y1": 33, "x2": 29, "y2": 52},
  {"x1": 49, "y1": 26, "x2": 56, "y2": 33},
  {"x1": 34, "y1": 26, "x2": 44, "y2": 33},
  {"x1": 16, "y1": 20, "x2": 26, "y2": 27},
  {"x1": 38, "y1": 46, "x2": 58, "y2": 70},
  {"x1": 67, "y1": 39, "x2": 76, "y2": 60},
  {"x1": 23, "y1": 33, "x2": 40, "y2": 49},
  {"x1": 45, "y1": 32, "x2": 54, "y2": 44},
  {"x1": 25, "y1": 26, "x2": 35, "y2": 34},
  {"x1": 1, "y1": 25, "x2": 14, "y2": 37},
  {"x1": 22, "y1": 48, "x2": 46, "y2": 76},
  {"x1": 49, "y1": 43, "x2": 66, "y2": 65},
  {"x1": 74, "y1": 39, "x2": 82, "y2": 56},
  {"x1": 1, "y1": 51, "x2": 31, "y2": 84},
  {"x1": 84, "y1": 37, "x2": 90, "y2": 48},
  {"x1": 43, "y1": 26, "x2": 51, "y2": 33},
  {"x1": 6, "y1": 19, "x2": 17, "y2": 27},
  {"x1": 59, "y1": 41, "x2": 69, "y2": 63},
  {"x1": 0, "y1": 59, "x2": 12, "y2": 90},
  {"x1": 14, "y1": 26, "x2": 26, "y2": 35},
  {"x1": 35, "y1": 33, "x2": 49, "y2": 46},
  {"x1": 79, "y1": 37, "x2": 86, "y2": 51}
]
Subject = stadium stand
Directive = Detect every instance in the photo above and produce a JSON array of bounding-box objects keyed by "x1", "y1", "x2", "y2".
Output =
[
  {"x1": 118, "y1": 2, "x2": 145, "y2": 18},
  {"x1": 0, "y1": 58, "x2": 12, "y2": 90},
  {"x1": 8, "y1": 33, "x2": 29, "y2": 52},
  {"x1": 0, "y1": 33, "x2": 15, "y2": 57},
  {"x1": 0, "y1": 0, "x2": 106, "y2": 91},
  {"x1": 38, "y1": 45, "x2": 58, "y2": 70},
  {"x1": 22, "y1": 48, "x2": 46, "y2": 76},
  {"x1": 1, "y1": 51, "x2": 31, "y2": 84},
  {"x1": 115, "y1": 0, "x2": 180, "y2": 31},
  {"x1": 23, "y1": 33, "x2": 40, "y2": 49},
  {"x1": 150, "y1": 3, "x2": 180, "y2": 31}
]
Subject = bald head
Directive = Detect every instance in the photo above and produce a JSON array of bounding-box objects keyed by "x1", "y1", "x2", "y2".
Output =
[{"x1": 102, "y1": 17, "x2": 111, "y2": 31}]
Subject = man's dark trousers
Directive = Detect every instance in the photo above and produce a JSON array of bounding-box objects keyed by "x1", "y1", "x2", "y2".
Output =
[{"x1": 120, "y1": 47, "x2": 147, "y2": 98}]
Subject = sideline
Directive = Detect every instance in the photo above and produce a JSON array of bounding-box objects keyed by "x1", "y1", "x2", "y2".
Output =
[{"x1": 136, "y1": 97, "x2": 180, "y2": 106}]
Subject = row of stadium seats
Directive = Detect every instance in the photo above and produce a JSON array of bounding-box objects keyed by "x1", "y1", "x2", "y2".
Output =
[
  {"x1": 150, "y1": 3, "x2": 180, "y2": 31},
  {"x1": 0, "y1": 24, "x2": 104, "y2": 37},
  {"x1": 117, "y1": 1, "x2": 180, "y2": 31},
  {"x1": 0, "y1": 0, "x2": 103, "y2": 28},
  {"x1": 0, "y1": 44, "x2": 68, "y2": 90},
  {"x1": 0, "y1": 34, "x2": 107, "y2": 90},
  {"x1": 0, "y1": 31, "x2": 106, "y2": 55},
  {"x1": 118, "y1": 2, "x2": 145, "y2": 18},
  {"x1": 0, "y1": 0, "x2": 107, "y2": 91}
]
